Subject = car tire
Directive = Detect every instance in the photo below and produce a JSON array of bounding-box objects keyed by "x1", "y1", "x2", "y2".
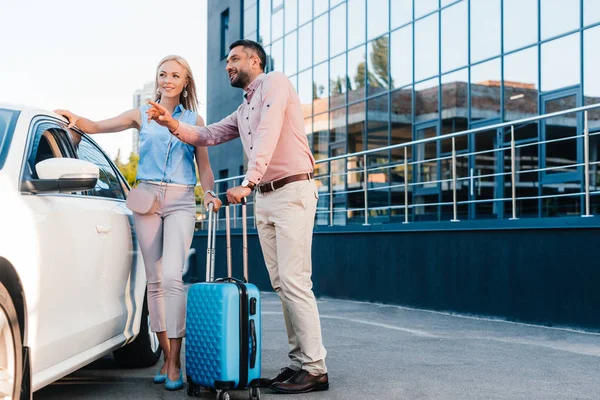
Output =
[
  {"x1": 113, "y1": 292, "x2": 161, "y2": 368},
  {"x1": 0, "y1": 281, "x2": 23, "y2": 399}
]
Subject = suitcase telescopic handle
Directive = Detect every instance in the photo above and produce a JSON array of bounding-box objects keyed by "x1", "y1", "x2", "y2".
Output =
[
  {"x1": 205, "y1": 202, "x2": 216, "y2": 282},
  {"x1": 225, "y1": 197, "x2": 249, "y2": 283}
]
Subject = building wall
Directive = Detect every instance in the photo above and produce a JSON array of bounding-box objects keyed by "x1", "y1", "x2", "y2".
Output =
[
  {"x1": 206, "y1": 0, "x2": 246, "y2": 189},
  {"x1": 187, "y1": 218, "x2": 600, "y2": 331},
  {"x1": 132, "y1": 82, "x2": 154, "y2": 155}
]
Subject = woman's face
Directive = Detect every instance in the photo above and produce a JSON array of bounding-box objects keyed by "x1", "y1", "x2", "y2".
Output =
[{"x1": 157, "y1": 60, "x2": 187, "y2": 100}]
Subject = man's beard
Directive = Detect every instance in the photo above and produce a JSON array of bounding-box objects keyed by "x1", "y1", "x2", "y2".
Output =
[{"x1": 230, "y1": 70, "x2": 251, "y2": 89}]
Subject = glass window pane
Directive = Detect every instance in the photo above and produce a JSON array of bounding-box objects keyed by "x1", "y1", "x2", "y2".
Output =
[
  {"x1": 285, "y1": 0, "x2": 297, "y2": 33},
  {"x1": 367, "y1": 36, "x2": 390, "y2": 96},
  {"x1": 285, "y1": 32, "x2": 298, "y2": 75},
  {"x1": 298, "y1": 69, "x2": 313, "y2": 118},
  {"x1": 415, "y1": 78, "x2": 439, "y2": 122},
  {"x1": 543, "y1": 95, "x2": 579, "y2": 177},
  {"x1": 585, "y1": 0, "x2": 600, "y2": 26},
  {"x1": 504, "y1": 47, "x2": 539, "y2": 121},
  {"x1": 331, "y1": 0, "x2": 344, "y2": 7},
  {"x1": 415, "y1": 0, "x2": 438, "y2": 17},
  {"x1": 390, "y1": 86, "x2": 413, "y2": 169},
  {"x1": 314, "y1": 0, "x2": 328, "y2": 17},
  {"x1": 299, "y1": 0, "x2": 312, "y2": 25},
  {"x1": 441, "y1": 68, "x2": 468, "y2": 120},
  {"x1": 348, "y1": 0, "x2": 366, "y2": 49},
  {"x1": 314, "y1": 62, "x2": 329, "y2": 113},
  {"x1": 314, "y1": 14, "x2": 329, "y2": 65},
  {"x1": 368, "y1": 0, "x2": 389, "y2": 40},
  {"x1": 367, "y1": 95, "x2": 389, "y2": 150},
  {"x1": 270, "y1": 39, "x2": 283, "y2": 72},
  {"x1": 441, "y1": 0, "x2": 457, "y2": 5},
  {"x1": 273, "y1": 0, "x2": 283, "y2": 8},
  {"x1": 415, "y1": 13, "x2": 439, "y2": 81},
  {"x1": 264, "y1": 45, "x2": 271, "y2": 72},
  {"x1": 470, "y1": 0, "x2": 500, "y2": 63},
  {"x1": 390, "y1": 25, "x2": 412, "y2": 89},
  {"x1": 244, "y1": 4, "x2": 258, "y2": 38},
  {"x1": 348, "y1": 102, "x2": 366, "y2": 153},
  {"x1": 272, "y1": 8, "x2": 284, "y2": 41},
  {"x1": 471, "y1": 58, "x2": 501, "y2": 121},
  {"x1": 392, "y1": 0, "x2": 413, "y2": 29},
  {"x1": 298, "y1": 22, "x2": 313, "y2": 71},
  {"x1": 348, "y1": 45, "x2": 367, "y2": 103},
  {"x1": 330, "y1": 53, "x2": 347, "y2": 109},
  {"x1": 330, "y1": 3, "x2": 347, "y2": 57},
  {"x1": 330, "y1": 108, "x2": 346, "y2": 143},
  {"x1": 441, "y1": 1, "x2": 467, "y2": 72},
  {"x1": 584, "y1": 27, "x2": 600, "y2": 132},
  {"x1": 313, "y1": 124, "x2": 329, "y2": 162},
  {"x1": 541, "y1": 33, "x2": 580, "y2": 92},
  {"x1": 314, "y1": 112, "x2": 329, "y2": 140},
  {"x1": 541, "y1": 0, "x2": 580, "y2": 40},
  {"x1": 503, "y1": 0, "x2": 538, "y2": 52},
  {"x1": 259, "y1": 0, "x2": 271, "y2": 44}
]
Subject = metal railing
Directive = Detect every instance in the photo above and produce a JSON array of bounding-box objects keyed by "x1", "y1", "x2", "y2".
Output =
[{"x1": 196, "y1": 103, "x2": 600, "y2": 230}]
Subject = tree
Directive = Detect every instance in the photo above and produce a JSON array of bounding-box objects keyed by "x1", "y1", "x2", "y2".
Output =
[
  {"x1": 114, "y1": 151, "x2": 139, "y2": 188},
  {"x1": 370, "y1": 36, "x2": 392, "y2": 89},
  {"x1": 351, "y1": 36, "x2": 392, "y2": 90}
]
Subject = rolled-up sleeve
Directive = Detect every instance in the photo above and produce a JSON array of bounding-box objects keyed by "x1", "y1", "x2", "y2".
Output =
[
  {"x1": 245, "y1": 73, "x2": 290, "y2": 183},
  {"x1": 172, "y1": 109, "x2": 240, "y2": 146}
]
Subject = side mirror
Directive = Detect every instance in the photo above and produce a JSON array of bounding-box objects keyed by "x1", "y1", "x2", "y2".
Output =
[{"x1": 21, "y1": 158, "x2": 99, "y2": 194}]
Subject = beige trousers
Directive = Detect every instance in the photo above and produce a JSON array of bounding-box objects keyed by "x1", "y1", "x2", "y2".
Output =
[
  {"x1": 133, "y1": 182, "x2": 196, "y2": 339},
  {"x1": 255, "y1": 178, "x2": 327, "y2": 374}
]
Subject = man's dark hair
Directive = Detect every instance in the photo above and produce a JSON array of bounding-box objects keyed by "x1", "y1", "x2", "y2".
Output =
[{"x1": 229, "y1": 40, "x2": 267, "y2": 71}]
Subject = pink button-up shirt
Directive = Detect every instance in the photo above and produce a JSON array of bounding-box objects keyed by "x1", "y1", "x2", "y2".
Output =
[{"x1": 172, "y1": 72, "x2": 315, "y2": 184}]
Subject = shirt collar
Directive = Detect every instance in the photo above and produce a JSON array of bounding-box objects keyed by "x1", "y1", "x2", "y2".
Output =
[
  {"x1": 244, "y1": 73, "x2": 267, "y2": 101},
  {"x1": 173, "y1": 103, "x2": 186, "y2": 115}
]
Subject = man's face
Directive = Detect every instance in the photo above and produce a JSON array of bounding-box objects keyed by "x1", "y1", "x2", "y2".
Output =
[{"x1": 225, "y1": 46, "x2": 255, "y2": 89}]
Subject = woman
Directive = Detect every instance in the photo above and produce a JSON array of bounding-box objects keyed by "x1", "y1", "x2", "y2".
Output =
[{"x1": 55, "y1": 55, "x2": 221, "y2": 391}]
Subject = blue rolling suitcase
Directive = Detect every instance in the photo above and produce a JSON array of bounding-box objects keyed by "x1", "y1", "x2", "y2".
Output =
[{"x1": 186, "y1": 201, "x2": 262, "y2": 400}]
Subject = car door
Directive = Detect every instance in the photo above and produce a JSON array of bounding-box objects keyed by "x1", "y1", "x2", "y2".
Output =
[
  {"x1": 72, "y1": 134, "x2": 143, "y2": 342},
  {"x1": 19, "y1": 119, "x2": 109, "y2": 374}
]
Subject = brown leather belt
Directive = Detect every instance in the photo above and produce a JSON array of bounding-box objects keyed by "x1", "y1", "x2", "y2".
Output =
[{"x1": 256, "y1": 172, "x2": 314, "y2": 194}]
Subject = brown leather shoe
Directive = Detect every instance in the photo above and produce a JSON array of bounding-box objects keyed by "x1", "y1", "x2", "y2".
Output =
[
  {"x1": 270, "y1": 370, "x2": 329, "y2": 394},
  {"x1": 258, "y1": 367, "x2": 299, "y2": 388}
]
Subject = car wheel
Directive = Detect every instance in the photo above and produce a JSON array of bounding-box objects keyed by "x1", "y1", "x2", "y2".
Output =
[
  {"x1": 0, "y1": 281, "x2": 23, "y2": 400},
  {"x1": 113, "y1": 292, "x2": 161, "y2": 367}
]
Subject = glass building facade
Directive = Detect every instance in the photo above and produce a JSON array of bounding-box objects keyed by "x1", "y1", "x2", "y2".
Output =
[{"x1": 212, "y1": 0, "x2": 600, "y2": 226}]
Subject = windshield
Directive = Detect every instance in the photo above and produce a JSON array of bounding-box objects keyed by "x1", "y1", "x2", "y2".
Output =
[{"x1": 0, "y1": 108, "x2": 20, "y2": 170}]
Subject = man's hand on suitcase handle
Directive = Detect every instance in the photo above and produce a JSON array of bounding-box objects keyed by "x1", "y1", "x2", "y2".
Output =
[{"x1": 226, "y1": 186, "x2": 251, "y2": 205}]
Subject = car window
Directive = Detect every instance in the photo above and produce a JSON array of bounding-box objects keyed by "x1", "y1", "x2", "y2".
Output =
[
  {"x1": 0, "y1": 108, "x2": 20, "y2": 170},
  {"x1": 76, "y1": 136, "x2": 125, "y2": 200},
  {"x1": 24, "y1": 123, "x2": 71, "y2": 179}
]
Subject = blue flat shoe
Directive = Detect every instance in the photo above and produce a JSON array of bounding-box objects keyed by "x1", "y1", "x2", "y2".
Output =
[
  {"x1": 153, "y1": 372, "x2": 167, "y2": 384},
  {"x1": 165, "y1": 370, "x2": 184, "y2": 391}
]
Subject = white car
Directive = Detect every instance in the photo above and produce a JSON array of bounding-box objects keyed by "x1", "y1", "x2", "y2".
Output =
[{"x1": 0, "y1": 104, "x2": 160, "y2": 399}]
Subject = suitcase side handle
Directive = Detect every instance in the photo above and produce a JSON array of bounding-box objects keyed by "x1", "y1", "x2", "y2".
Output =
[{"x1": 249, "y1": 319, "x2": 257, "y2": 369}]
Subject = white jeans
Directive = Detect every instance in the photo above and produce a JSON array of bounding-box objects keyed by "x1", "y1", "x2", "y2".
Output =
[
  {"x1": 255, "y1": 179, "x2": 327, "y2": 374},
  {"x1": 133, "y1": 182, "x2": 196, "y2": 339}
]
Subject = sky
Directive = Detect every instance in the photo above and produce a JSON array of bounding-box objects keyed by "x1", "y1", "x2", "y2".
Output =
[{"x1": 0, "y1": 0, "x2": 207, "y2": 162}]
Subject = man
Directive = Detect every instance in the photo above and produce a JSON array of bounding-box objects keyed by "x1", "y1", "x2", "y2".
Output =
[{"x1": 147, "y1": 39, "x2": 329, "y2": 394}]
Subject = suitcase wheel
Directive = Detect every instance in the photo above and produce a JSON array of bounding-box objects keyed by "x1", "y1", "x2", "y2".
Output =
[
  {"x1": 248, "y1": 386, "x2": 261, "y2": 400},
  {"x1": 186, "y1": 381, "x2": 202, "y2": 397},
  {"x1": 216, "y1": 389, "x2": 231, "y2": 400}
]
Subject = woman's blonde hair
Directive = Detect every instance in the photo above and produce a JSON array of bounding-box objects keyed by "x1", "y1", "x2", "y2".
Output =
[{"x1": 153, "y1": 55, "x2": 199, "y2": 113}]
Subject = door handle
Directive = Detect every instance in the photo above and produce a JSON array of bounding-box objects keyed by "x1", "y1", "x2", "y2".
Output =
[{"x1": 96, "y1": 224, "x2": 111, "y2": 234}]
